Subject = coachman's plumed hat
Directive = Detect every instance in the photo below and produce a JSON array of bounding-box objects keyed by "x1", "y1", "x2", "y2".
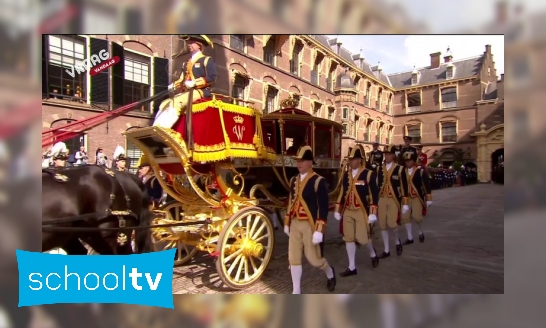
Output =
[
  {"x1": 181, "y1": 35, "x2": 214, "y2": 48},
  {"x1": 294, "y1": 145, "x2": 316, "y2": 164},
  {"x1": 113, "y1": 145, "x2": 126, "y2": 161},
  {"x1": 51, "y1": 142, "x2": 68, "y2": 160}
]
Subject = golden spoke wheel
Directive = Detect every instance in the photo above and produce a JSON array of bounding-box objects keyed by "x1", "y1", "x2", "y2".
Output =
[
  {"x1": 151, "y1": 201, "x2": 198, "y2": 266},
  {"x1": 216, "y1": 207, "x2": 275, "y2": 290}
]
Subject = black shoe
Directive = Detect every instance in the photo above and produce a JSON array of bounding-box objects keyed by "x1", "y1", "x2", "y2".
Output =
[
  {"x1": 419, "y1": 233, "x2": 425, "y2": 243},
  {"x1": 396, "y1": 242, "x2": 403, "y2": 256},
  {"x1": 340, "y1": 267, "x2": 357, "y2": 277},
  {"x1": 327, "y1": 267, "x2": 336, "y2": 291},
  {"x1": 403, "y1": 239, "x2": 414, "y2": 245},
  {"x1": 371, "y1": 250, "x2": 379, "y2": 268},
  {"x1": 379, "y1": 251, "x2": 390, "y2": 259}
]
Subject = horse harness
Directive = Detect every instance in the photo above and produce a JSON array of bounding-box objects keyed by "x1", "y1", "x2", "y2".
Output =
[{"x1": 42, "y1": 165, "x2": 137, "y2": 246}]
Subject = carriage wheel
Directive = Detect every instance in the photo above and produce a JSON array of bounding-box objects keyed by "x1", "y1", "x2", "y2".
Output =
[
  {"x1": 215, "y1": 207, "x2": 275, "y2": 290},
  {"x1": 151, "y1": 201, "x2": 198, "y2": 266}
]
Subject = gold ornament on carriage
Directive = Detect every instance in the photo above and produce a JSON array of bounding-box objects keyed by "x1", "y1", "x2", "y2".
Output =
[
  {"x1": 233, "y1": 114, "x2": 244, "y2": 124},
  {"x1": 280, "y1": 97, "x2": 299, "y2": 109}
]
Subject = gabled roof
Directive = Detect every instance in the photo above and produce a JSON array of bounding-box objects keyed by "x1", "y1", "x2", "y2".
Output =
[
  {"x1": 387, "y1": 55, "x2": 483, "y2": 89},
  {"x1": 310, "y1": 35, "x2": 392, "y2": 87}
]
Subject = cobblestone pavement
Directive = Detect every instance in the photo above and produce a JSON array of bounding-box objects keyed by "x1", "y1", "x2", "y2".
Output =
[{"x1": 172, "y1": 184, "x2": 504, "y2": 294}]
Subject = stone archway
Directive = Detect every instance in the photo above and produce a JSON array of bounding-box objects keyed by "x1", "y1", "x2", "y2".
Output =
[{"x1": 474, "y1": 123, "x2": 504, "y2": 182}]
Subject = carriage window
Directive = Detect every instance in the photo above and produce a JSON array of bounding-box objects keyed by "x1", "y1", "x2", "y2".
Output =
[
  {"x1": 261, "y1": 120, "x2": 277, "y2": 152},
  {"x1": 315, "y1": 125, "x2": 331, "y2": 158},
  {"x1": 284, "y1": 122, "x2": 311, "y2": 155},
  {"x1": 334, "y1": 128, "x2": 342, "y2": 158}
]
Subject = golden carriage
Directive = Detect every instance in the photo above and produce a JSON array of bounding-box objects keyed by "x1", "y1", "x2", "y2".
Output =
[{"x1": 124, "y1": 96, "x2": 345, "y2": 289}]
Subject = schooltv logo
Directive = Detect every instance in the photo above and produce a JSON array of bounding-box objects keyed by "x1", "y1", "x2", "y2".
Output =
[{"x1": 16, "y1": 249, "x2": 175, "y2": 308}]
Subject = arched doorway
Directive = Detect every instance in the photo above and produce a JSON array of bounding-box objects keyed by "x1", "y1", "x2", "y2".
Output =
[
  {"x1": 474, "y1": 123, "x2": 504, "y2": 182},
  {"x1": 491, "y1": 148, "x2": 504, "y2": 184}
]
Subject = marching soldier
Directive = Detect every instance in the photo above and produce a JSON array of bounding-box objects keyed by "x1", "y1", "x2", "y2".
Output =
[
  {"x1": 112, "y1": 145, "x2": 128, "y2": 172},
  {"x1": 284, "y1": 146, "x2": 336, "y2": 294},
  {"x1": 334, "y1": 144, "x2": 380, "y2": 277},
  {"x1": 401, "y1": 151, "x2": 433, "y2": 244},
  {"x1": 398, "y1": 136, "x2": 418, "y2": 166},
  {"x1": 153, "y1": 34, "x2": 217, "y2": 129},
  {"x1": 377, "y1": 145, "x2": 406, "y2": 258},
  {"x1": 50, "y1": 142, "x2": 69, "y2": 168},
  {"x1": 134, "y1": 155, "x2": 164, "y2": 207},
  {"x1": 367, "y1": 142, "x2": 384, "y2": 172}
]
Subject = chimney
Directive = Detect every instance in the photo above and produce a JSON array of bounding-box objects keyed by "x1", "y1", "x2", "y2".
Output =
[
  {"x1": 430, "y1": 51, "x2": 441, "y2": 68},
  {"x1": 443, "y1": 46, "x2": 453, "y2": 63},
  {"x1": 496, "y1": 1, "x2": 508, "y2": 24},
  {"x1": 336, "y1": 41, "x2": 342, "y2": 54}
]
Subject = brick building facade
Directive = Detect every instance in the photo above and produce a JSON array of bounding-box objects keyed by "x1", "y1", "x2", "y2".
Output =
[{"x1": 42, "y1": 34, "x2": 503, "y2": 179}]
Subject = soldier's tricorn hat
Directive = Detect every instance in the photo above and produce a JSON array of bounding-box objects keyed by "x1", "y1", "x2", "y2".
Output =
[
  {"x1": 403, "y1": 151, "x2": 418, "y2": 162},
  {"x1": 403, "y1": 135, "x2": 413, "y2": 141},
  {"x1": 132, "y1": 154, "x2": 151, "y2": 168},
  {"x1": 181, "y1": 35, "x2": 214, "y2": 48},
  {"x1": 383, "y1": 144, "x2": 398, "y2": 154},
  {"x1": 347, "y1": 144, "x2": 365, "y2": 160},
  {"x1": 294, "y1": 145, "x2": 316, "y2": 164}
]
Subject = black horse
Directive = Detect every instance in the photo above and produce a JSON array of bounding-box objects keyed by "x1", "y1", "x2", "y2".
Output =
[{"x1": 42, "y1": 165, "x2": 151, "y2": 255}]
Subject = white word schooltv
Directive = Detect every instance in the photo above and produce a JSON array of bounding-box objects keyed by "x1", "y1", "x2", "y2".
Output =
[{"x1": 16, "y1": 249, "x2": 175, "y2": 308}]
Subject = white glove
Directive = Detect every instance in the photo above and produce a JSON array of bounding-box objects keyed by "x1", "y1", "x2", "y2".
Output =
[
  {"x1": 312, "y1": 231, "x2": 323, "y2": 245},
  {"x1": 368, "y1": 214, "x2": 377, "y2": 223},
  {"x1": 402, "y1": 205, "x2": 410, "y2": 214},
  {"x1": 168, "y1": 82, "x2": 174, "y2": 90},
  {"x1": 185, "y1": 80, "x2": 196, "y2": 88},
  {"x1": 334, "y1": 212, "x2": 342, "y2": 221},
  {"x1": 417, "y1": 166, "x2": 421, "y2": 169},
  {"x1": 284, "y1": 225, "x2": 290, "y2": 236},
  {"x1": 426, "y1": 201, "x2": 433, "y2": 207}
]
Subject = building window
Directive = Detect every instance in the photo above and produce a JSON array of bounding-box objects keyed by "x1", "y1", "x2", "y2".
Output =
[
  {"x1": 363, "y1": 121, "x2": 371, "y2": 142},
  {"x1": 311, "y1": 62, "x2": 318, "y2": 85},
  {"x1": 232, "y1": 75, "x2": 248, "y2": 104},
  {"x1": 441, "y1": 122, "x2": 457, "y2": 142},
  {"x1": 513, "y1": 56, "x2": 529, "y2": 80},
  {"x1": 342, "y1": 123, "x2": 348, "y2": 135},
  {"x1": 406, "y1": 124, "x2": 421, "y2": 143},
  {"x1": 47, "y1": 35, "x2": 87, "y2": 101},
  {"x1": 290, "y1": 41, "x2": 303, "y2": 75},
  {"x1": 124, "y1": 54, "x2": 151, "y2": 112},
  {"x1": 328, "y1": 107, "x2": 335, "y2": 120},
  {"x1": 342, "y1": 107, "x2": 349, "y2": 119},
  {"x1": 406, "y1": 92, "x2": 421, "y2": 113},
  {"x1": 376, "y1": 89, "x2": 382, "y2": 110},
  {"x1": 365, "y1": 84, "x2": 371, "y2": 107},
  {"x1": 411, "y1": 74, "x2": 418, "y2": 85},
  {"x1": 441, "y1": 87, "x2": 457, "y2": 109},
  {"x1": 313, "y1": 102, "x2": 322, "y2": 117},
  {"x1": 230, "y1": 35, "x2": 245, "y2": 52},
  {"x1": 263, "y1": 37, "x2": 276, "y2": 65},
  {"x1": 326, "y1": 69, "x2": 333, "y2": 91},
  {"x1": 446, "y1": 66, "x2": 454, "y2": 79},
  {"x1": 354, "y1": 117, "x2": 360, "y2": 138},
  {"x1": 264, "y1": 86, "x2": 278, "y2": 114}
]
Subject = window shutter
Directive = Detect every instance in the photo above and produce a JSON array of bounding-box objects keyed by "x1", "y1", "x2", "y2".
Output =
[
  {"x1": 42, "y1": 34, "x2": 48, "y2": 97},
  {"x1": 125, "y1": 8, "x2": 143, "y2": 34},
  {"x1": 153, "y1": 56, "x2": 170, "y2": 114},
  {"x1": 90, "y1": 38, "x2": 109, "y2": 106},
  {"x1": 111, "y1": 42, "x2": 125, "y2": 109}
]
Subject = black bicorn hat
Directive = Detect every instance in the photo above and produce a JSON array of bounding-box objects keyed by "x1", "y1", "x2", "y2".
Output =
[
  {"x1": 403, "y1": 135, "x2": 413, "y2": 141},
  {"x1": 347, "y1": 144, "x2": 365, "y2": 160},
  {"x1": 372, "y1": 142, "x2": 379, "y2": 146},
  {"x1": 403, "y1": 151, "x2": 418, "y2": 162},
  {"x1": 294, "y1": 145, "x2": 316, "y2": 164},
  {"x1": 383, "y1": 144, "x2": 398, "y2": 154},
  {"x1": 181, "y1": 35, "x2": 214, "y2": 48}
]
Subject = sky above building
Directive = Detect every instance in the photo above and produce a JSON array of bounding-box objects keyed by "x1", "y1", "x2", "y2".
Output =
[{"x1": 328, "y1": 35, "x2": 505, "y2": 76}]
